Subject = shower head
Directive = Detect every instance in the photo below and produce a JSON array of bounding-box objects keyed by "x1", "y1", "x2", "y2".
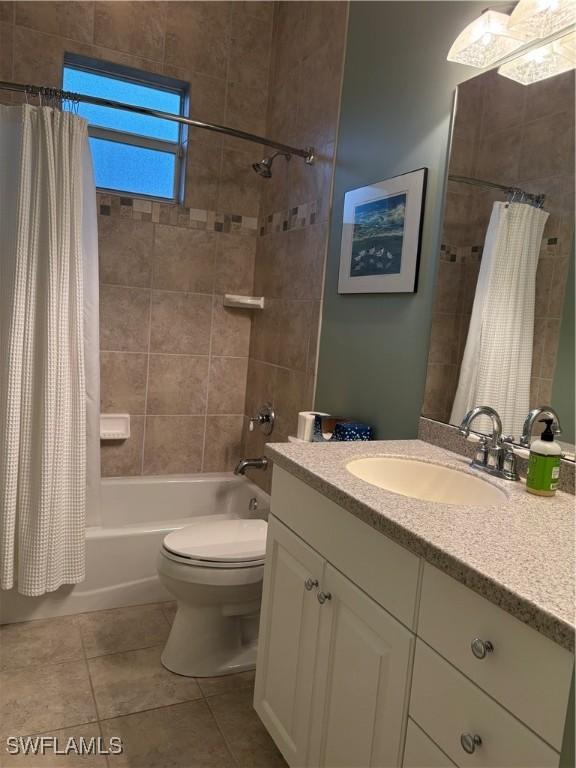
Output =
[
  {"x1": 252, "y1": 157, "x2": 273, "y2": 178},
  {"x1": 252, "y1": 151, "x2": 291, "y2": 178}
]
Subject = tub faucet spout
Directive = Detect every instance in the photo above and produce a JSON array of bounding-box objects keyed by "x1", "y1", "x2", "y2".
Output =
[{"x1": 234, "y1": 457, "x2": 268, "y2": 476}]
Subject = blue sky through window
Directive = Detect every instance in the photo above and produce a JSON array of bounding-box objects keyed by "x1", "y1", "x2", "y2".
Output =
[
  {"x1": 63, "y1": 67, "x2": 180, "y2": 141},
  {"x1": 90, "y1": 138, "x2": 176, "y2": 199},
  {"x1": 63, "y1": 59, "x2": 186, "y2": 200}
]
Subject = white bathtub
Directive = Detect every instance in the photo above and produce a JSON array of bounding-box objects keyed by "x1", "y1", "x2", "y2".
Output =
[{"x1": 0, "y1": 473, "x2": 270, "y2": 625}]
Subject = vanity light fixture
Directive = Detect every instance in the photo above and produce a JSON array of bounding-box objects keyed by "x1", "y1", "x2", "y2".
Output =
[
  {"x1": 508, "y1": 0, "x2": 576, "y2": 39},
  {"x1": 448, "y1": 3, "x2": 576, "y2": 84},
  {"x1": 498, "y1": 30, "x2": 576, "y2": 83},
  {"x1": 447, "y1": 10, "x2": 528, "y2": 68}
]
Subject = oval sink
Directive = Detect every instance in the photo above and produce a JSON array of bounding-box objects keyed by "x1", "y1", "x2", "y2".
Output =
[{"x1": 346, "y1": 456, "x2": 507, "y2": 506}]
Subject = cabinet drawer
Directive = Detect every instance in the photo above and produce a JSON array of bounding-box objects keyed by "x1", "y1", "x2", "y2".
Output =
[
  {"x1": 418, "y1": 563, "x2": 573, "y2": 750},
  {"x1": 410, "y1": 640, "x2": 559, "y2": 768},
  {"x1": 271, "y1": 466, "x2": 420, "y2": 629},
  {"x1": 403, "y1": 719, "x2": 456, "y2": 767}
]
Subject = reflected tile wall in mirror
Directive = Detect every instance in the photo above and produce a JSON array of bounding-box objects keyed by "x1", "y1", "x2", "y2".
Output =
[{"x1": 423, "y1": 68, "x2": 575, "y2": 451}]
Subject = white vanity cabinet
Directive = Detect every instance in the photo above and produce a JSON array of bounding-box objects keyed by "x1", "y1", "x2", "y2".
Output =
[
  {"x1": 254, "y1": 489, "x2": 418, "y2": 766},
  {"x1": 255, "y1": 467, "x2": 574, "y2": 768}
]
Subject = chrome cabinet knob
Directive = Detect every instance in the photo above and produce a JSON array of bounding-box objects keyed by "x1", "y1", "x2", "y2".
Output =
[
  {"x1": 460, "y1": 733, "x2": 482, "y2": 754},
  {"x1": 471, "y1": 638, "x2": 494, "y2": 659},
  {"x1": 304, "y1": 578, "x2": 319, "y2": 591},
  {"x1": 317, "y1": 591, "x2": 332, "y2": 604}
]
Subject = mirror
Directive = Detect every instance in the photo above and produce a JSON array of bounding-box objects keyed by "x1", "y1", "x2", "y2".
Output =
[{"x1": 423, "y1": 68, "x2": 575, "y2": 458}]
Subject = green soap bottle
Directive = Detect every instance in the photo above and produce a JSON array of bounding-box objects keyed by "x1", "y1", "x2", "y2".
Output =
[{"x1": 526, "y1": 418, "x2": 561, "y2": 497}]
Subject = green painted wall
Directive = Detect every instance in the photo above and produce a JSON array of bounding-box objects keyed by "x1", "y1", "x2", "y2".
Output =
[
  {"x1": 316, "y1": 1, "x2": 486, "y2": 438},
  {"x1": 551, "y1": 244, "x2": 575, "y2": 445}
]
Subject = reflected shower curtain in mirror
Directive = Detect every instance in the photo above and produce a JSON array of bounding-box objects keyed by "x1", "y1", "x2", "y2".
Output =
[
  {"x1": 450, "y1": 201, "x2": 549, "y2": 439},
  {"x1": 0, "y1": 104, "x2": 100, "y2": 595}
]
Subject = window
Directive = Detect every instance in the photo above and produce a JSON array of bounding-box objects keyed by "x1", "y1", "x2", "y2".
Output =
[{"x1": 63, "y1": 54, "x2": 189, "y2": 201}]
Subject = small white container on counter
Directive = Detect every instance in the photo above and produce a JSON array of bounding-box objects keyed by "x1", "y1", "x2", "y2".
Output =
[{"x1": 297, "y1": 411, "x2": 330, "y2": 442}]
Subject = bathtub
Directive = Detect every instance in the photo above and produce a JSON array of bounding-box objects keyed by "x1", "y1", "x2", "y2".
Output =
[{"x1": 0, "y1": 473, "x2": 270, "y2": 625}]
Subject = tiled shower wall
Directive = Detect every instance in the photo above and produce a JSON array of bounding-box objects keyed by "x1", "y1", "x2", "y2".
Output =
[
  {"x1": 424, "y1": 69, "x2": 575, "y2": 424},
  {"x1": 97, "y1": 195, "x2": 257, "y2": 475},
  {"x1": 1, "y1": 1, "x2": 275, "y2": 475},
  {"x1": 2, "y1": 1, "x2": 348, "y2": 479},
  {"x1": 243, "y1": 1, "x2": 349, "y2": 491}
]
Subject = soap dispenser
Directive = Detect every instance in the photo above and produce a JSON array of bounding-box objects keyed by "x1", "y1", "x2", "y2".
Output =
[{"x1": 526, "y1": 418, "x2": 561, "y2": 496}]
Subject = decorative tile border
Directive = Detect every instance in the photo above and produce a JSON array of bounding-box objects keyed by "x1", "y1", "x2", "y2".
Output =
[
  {"x1": 259, "y1": 200, "x2": 319, "y2": 236},
  {"x1": 95, "y1": 194, "x2": 325, "y2": 238},
  {"x1": 96, "y1": 193, "x2": 258, "y2": 235},
  {"x1": 440, "y1": 236, "x2": 564, "y2": 264},
  {"x1": 540, "y1": 236, "x2": 563, "y2": 256},
  {"x1": 440, "y1": 243, "x2": 483, "y2": 263}
]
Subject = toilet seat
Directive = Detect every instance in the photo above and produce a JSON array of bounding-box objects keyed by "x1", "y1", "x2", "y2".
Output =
[{"x1": 162, "y1": 518, "x2": 267, "y2": 568}]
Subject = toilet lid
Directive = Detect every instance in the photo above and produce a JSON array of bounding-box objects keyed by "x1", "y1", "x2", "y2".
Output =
[{"x1": 163, "y1": 518, "x2": 268, "y2": 563}]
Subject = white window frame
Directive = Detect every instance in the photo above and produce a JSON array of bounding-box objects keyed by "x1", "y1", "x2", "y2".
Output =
[{"x1": 63, "y1": 53, "x2": 189, "y2": 203}]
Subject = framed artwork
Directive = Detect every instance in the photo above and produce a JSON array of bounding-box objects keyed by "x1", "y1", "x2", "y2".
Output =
[{"x1": 338, "y1": 168, "x2": 427, "y2": 294}]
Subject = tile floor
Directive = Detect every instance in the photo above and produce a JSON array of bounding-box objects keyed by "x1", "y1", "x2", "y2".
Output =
[{"x1": 0, "y1": 603, "x2": 286, "y2": 768}]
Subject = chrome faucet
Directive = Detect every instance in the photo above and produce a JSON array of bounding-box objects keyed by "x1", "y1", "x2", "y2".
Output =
[
  {"x1": 519, "y1": 406, "x2": 562, "y2": 448},
  {"x1": 234, "y1": 457, "x2": 269, "y2": 476},
  {"x1": 459, "y1": 406, "x2": 518, "y2": 481}
]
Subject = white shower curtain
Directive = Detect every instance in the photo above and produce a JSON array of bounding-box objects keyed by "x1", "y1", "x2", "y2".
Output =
[
  {"x1": 450, "y1": 201, "x2": 549, "y2": 439},
  {"x1": 0, "y1": 104, "x2": 100, "y2": 596}
]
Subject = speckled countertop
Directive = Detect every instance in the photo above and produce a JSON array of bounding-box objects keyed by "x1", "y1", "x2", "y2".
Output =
[{"x1": 265, "y1": 439, "x2": 575, "y2": 652}]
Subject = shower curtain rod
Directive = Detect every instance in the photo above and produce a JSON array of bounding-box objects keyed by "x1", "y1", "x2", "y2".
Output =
[
  {"x1": 449, "y1": 174, "x2": 545, "y2": 206},
  {"x1": 0, "y1": 80, "x2": 315, "y2": 165}
]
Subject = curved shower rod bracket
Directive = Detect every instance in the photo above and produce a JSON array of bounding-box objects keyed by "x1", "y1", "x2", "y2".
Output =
[{"x1": 0, "y1": 80, "x2": 316, "y2": 166}]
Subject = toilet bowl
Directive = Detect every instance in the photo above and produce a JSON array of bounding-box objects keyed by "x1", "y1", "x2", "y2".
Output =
[{"x1": 157, "y1": 517, "x2": 267, "y2": 677}]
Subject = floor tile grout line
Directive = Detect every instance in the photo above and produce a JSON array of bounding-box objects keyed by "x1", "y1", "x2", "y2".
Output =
[
  {"x1": 8, "y1": 715, "x2": 101, "y2": 741},
  {"x1": 0, "y1": 654, "x2": 88, "y2": 677},
  {"x1": 0, "y1": 656, "x2": 85, "y2": 676},
  {"x1": 84, "y1": 640, "x2": 171, "y2": 662},
  {"x1": 197, "y1": 682, "x2": 255, "y2": 700},
  {"x1": 160, "y1": 603, "x2": 174, "y2": 629},
  {"x1": 96, "y1": 698, "x2": 208, "y2": 726},
  {"x1": 204, "y1": 695, "x2": 241, "y2": 768},
  {"x1": 93, "y1": 689, "x2": 206, "y2": 725},
  {"x1": 77, "y1": 599, "x2": 172, "y2": 621},
  {"x1": 74, "y1": 613, "x2": 89, "y2": 661},
  {"x1": 79, "y1": 629, "x2": 102, "y2": 724}
]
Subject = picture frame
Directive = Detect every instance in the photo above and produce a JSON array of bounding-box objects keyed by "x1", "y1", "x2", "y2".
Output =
[{"x1": 338, "y1": 168, "x2": 427, "y2": 294}]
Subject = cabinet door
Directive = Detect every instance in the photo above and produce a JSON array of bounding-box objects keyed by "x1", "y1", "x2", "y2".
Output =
[
  {"x1": 308, "y1": 564, "x2": 415, "y2": 768},
  {"x1": 254, "y1": 516, "x2": 324, "y2": 766}
]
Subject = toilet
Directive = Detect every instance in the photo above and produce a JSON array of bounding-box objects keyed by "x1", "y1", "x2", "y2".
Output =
[{"x1": 157, "y1": 517, "x2": 267, "y2": 677}]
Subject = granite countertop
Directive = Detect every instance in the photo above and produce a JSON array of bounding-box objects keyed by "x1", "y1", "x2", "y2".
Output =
[{"x1": 265, "y1": 439, "x2": 575, "y2": 652}]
